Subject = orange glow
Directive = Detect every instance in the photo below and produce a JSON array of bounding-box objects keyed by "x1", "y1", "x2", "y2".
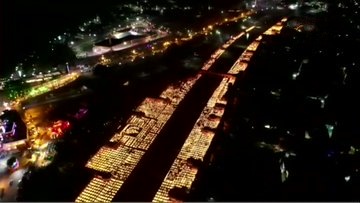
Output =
[{"x1": 76, "y1": 75, "x2": 200, "y2": 202}]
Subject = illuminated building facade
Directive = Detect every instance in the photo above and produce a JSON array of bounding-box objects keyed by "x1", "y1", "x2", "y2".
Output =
[{"x1": 0, "y1": 110, "x2": 27, "y2": 151}]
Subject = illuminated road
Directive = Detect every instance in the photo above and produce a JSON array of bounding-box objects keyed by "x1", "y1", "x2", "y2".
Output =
[
  {"x1": 153, "y1": 18, "x2": 288, "y2": 202},
  {"x1": 111, "y1": 16, "x2": 288, "y2": 202},
  {"x1": 22, "y1": 89, "x2": 91, "y2": 110},
  {"x1": 11, "y1": 73, "x2": 80, "y2": 111},
  {"x1": 113, "y1": 73, "x2": 223, "y2": 202},
  {"x1": 75, "y1": 11, "x2": 256, "y2": 203},
  {"x1": 67, "y1": 8, "x2": 289, "y2": 203}
]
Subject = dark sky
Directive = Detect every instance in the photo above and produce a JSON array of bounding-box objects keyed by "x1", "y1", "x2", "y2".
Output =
[
  {"x1": 0, "y1": 0, "x2": 117, "y2": 77},
  {"x1": 0, "y1": 0, "x2": 241, "y2": 77}
]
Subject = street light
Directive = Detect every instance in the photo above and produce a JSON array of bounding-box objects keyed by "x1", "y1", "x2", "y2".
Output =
[{"x1": 66, "y1": 62, "x2": 70, "y2": 74}]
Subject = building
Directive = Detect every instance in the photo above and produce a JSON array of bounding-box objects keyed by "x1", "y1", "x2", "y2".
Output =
[
  {"x1": 91, "y1": 21, "x2": 165, "y2": 56},
  {"x1": 0, "y1": 110, "x2": 27, "y2": 151},
  {"x1": 92, "y1": 32, "x2": 149, "y2": 55}
]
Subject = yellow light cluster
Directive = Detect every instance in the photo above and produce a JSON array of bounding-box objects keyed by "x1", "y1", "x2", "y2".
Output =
[
  {"x1": 202, "y1": 32, "x2": 245, "y2": 71},
  {"x1": 160, "y1": 75, "x2": 201, "y2": 105},
  {"x1": 153, "y1": 77, "x2": 235, "y2": 202},
  {"x1": 19, "y1": 72, "x2": 79, "y2": 102},
  {"x1": 136, "y1": 98, "x2": 173, "y2": 119},
  {"x1": 212, "y1": 106, "x2": 225, "y2": 117},
  {"x1": 207, "y1": 77, "x2": 235, "y2": 108},
  {"x1": 184, "y1": 11, "x2": 253, "y2": 44},
  {"x1": 263, "y1": 18, "x2": 287, "y2": 36},
  {"x1": 79, "y1": 18, "x2": 287, "y2": 203},
  {"x1": 246, "y1": 25, "x2": 255, "y2": 32},
  {"x1": 222, "y1": 32, "x2": 245, "y2": 49},
  {"x1": 228, "y1": 41, "x2": 258, "y2": 74},
  {"x1": 178, "y1": 127, "x2": 215, "y2": 160},
  {"x1": 109, "y1": 114, "x2": 167, "y2": 150},
  {"x1": 76, "y1": 177, "x2": 124, "y2": 202},
  {"x1": 247, "y1": 41, "x2": 260, "y2": 51},
  {"x1": 43, "y1": 72, "x2": 79, "y2": 90},
  {"x1": 229, "y1": 18, "x2": 288, "y2": 75},
  {"x1": 228, "y1": 60, "x2": 248, "y2": 74},
  {"x1": 153, "y1": 19, "x2": 289, "y2": 202},
  {"x1": 76, "y1": 76, "x2": 201, "y2": 202},
  {"x1": 153, "y1": 159, "x2": 198, "y2": 202},
  {"x1": 241, "y1": 51, "x2": 254, "y2": 61}
]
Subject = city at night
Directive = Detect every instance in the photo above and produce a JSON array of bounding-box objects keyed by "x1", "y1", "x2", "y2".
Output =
[{"x1": 0, "y1": 0, "x2": 359, "y2": 202}]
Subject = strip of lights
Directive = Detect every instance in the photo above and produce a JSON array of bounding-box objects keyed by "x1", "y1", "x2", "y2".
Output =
[
  {"x1": 153, "y1": 18, "x2": 288, "y2": 202},
  {"x1": 77, "y1": 17, "x2": 289, "y2": 203},
  {"x1": 228, "y1": 18, "x2": 287, "y2": 75},
  {"x1": 76, "y1": 75, "x2": 200, "y2": 202},
  {"x1": 17, "y1": 73, "x2": 79, "y2": 103},
  {"x1": 153, "y1": 77, "x2": 235, "y2": 202},
  {"x1": 202, "y1": 32, "x2": 245, "y2": 71},
  {"x1": 76, "y1": 19, "x2": 245, "y2": 201}
]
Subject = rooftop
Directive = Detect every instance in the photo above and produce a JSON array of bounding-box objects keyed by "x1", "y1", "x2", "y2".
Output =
[{"x1": 95, "y1": 35, "x2": 148, "y2": 47}]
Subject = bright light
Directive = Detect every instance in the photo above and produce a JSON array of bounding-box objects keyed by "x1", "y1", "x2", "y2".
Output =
[
  {"x1": 292, "y1": 73, "x2": 299, "y2": 80},
  {"x1": 77, "y1": 77, "x2": 199, "y2": 202},
  {"x1": 344, "y1": 176, "x2": 350, "y2": 182},
  {"x1": 10, "y1": 168, "x2": 27, "y2": 180},
  {"x1": 0, "y1": 126, "x2": 5, "y2": 134},
  {"x1": 163, "y1": 41, "x2": 170, "y2": 47},
  {"x1": 289, "y1": 4, "x2": 298, "y2": 10}
]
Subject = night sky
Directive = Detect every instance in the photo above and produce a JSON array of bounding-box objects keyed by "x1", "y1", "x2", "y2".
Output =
[
  {"x1": 0, "y1": 0, "x2": 241, "y2": 77},
  {"x1": 0, "y1": 0, "x2": 117, "y2": 76}
]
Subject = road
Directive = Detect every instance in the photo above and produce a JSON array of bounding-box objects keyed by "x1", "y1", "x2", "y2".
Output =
[{"x1": 22, "y1": 89, "x2": 91, "y2": 110}]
